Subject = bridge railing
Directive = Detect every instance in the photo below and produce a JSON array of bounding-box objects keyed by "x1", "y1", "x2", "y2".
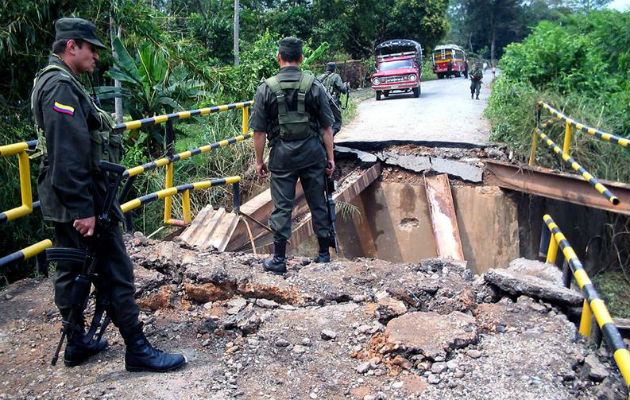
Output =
[
  {"x1": 0, "y1": 100, "x2": 253, "y2": 270},
  {"x1": 529, "y1": 101, "x2": 627, "y2": 206},
  {"x1": 540, "y1": 214, "x2": 630, "y2": 399}
]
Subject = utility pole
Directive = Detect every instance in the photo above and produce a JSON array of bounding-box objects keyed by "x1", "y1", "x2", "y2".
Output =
[
  {"x1": 110, "y1": 16, "x2": 123, "y2": 124},
  {"x1": 234, "y1": 0, "x2": 240, "y2": 66}
]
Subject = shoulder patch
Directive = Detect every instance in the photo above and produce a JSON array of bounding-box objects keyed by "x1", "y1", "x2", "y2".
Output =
[{"x1": 53, "y1": 102, "x2": 75, "y2": 116}]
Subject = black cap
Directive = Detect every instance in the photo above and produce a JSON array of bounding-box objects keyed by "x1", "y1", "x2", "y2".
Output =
[
  {"x1": 55, "y1": 18, "x2": 106, "y2": 49},
  {"x1": 278, "y1": 37, "x2": 303, "y2": 55},
  {"x1": 326, "y1": 62, "x2": 336, "y2": 72}
]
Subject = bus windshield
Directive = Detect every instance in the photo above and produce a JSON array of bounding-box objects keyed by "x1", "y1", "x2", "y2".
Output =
[{"x1": 378, "y1": 59, "x2": 414, "y2": 71}]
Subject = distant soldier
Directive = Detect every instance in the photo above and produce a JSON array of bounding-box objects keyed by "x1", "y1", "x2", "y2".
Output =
[
  {"x1": 317, "y1": 62, "x2": 348, "y2": 135},
  {"x1": 251, "y1": 37, "x2": 336, "y2": 274},
  {"x1": 470, "y1": 62, "x2": 483, "y2": 100},
  {"x1": 31, "y1": 17, "x2": 185, "y2": 372},
  {"x1": 463, "y1": 60, "x2": 468, "y2": 79},
  {"x1": 447, "y1": 60, "x2": 453, "y2": 78}
]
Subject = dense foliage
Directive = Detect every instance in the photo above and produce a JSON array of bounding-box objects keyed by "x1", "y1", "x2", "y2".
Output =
[{"x1": 486, "y1": 10, "x2": 629, "y2": 183}]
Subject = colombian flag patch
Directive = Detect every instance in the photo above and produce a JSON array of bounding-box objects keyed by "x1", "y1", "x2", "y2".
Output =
[{"x1": 53, "y1": 102, "x2": 75, "y2": 116}]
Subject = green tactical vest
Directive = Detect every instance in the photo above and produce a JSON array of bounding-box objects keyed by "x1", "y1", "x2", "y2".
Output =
[
  {"x1": 265, "y1": 72, "x2": 317, "y2": 141},
  {"x1": 30, "y1": 64, "x2": 123, "y2": 170},
  {"x1": 319, "y1": 71, "x2": 335, "y2": 95}
]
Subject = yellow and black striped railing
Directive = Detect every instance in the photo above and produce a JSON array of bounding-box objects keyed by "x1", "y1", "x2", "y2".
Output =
[
  {"x1": 542, "y1": 214, "x2": 630, "y2": 399},
  {"x1": 0, "y1": 240, "x2": 52, "y2": 269},
  {"x1": 538, "y1": 101, "x2": 629, "y2": 151},
  {"x1": 535, "y1": 129, "x2": 619, "y2": 205},
  {"x1": 121, "y1": 176, "x2": 241, "y2": 226},
  {"x1": 113, "y1": 101, "x2": 253, "y2": 133},
  {"x1": 0, "y1": 140, "x2": 37, "y2": 223}
]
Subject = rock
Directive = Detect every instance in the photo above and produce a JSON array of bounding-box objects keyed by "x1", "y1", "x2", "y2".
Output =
[
  {"x1": 320, "y1": 329, "x2": 337, "y2": 340},
  {"x1": 292, "y1": 345, "x2": 307, "y2": 354},
  {"x1": 446, "y1": 359, "x2": 458, "y2": 370},
  {"x1": 427, "y1": 374, "x2": 441, "y2": 384},
  {"x1": 203, "y1": 302, "x2": 213, "y2": 310},
  {"x1": 222, "y1": 304, "x2": 261, "y2": 335},
  {"x1": 374, "y1": 293, "x2": 408, "y2": 323},
  {"x1": 454, "y1": 370, "x2": 465, "y2": 378},
  {"x1": 301, "y1": 338, "x2": 312, "y2": 346},
  {"x1": 584, "y1": 354, "x2": 608, "y2": 382},
  {"x1": 484, "y1": 268, "x2": 582, "y2": 307},
  {"x1": 227, "y1": 298, "x2": 247, "y2": 315},
  {"x1": 133, "y1": 266, "x2": 167, "y2": 297},
  {"x1": 256, "y1": 299, "x2": 279, "y2": 309},
  {"x1": 356, "y1": 361, "x2": 372, "y2": 374},
  {"x1": 384, "y1": 311, "x2": 478, "y2": 359},
  {"x1": 508, "y1": 258, "x2": 564, "y2": 285},
  {"x1": 467, "y1": 350, "x2": 482, "y2": 359},
  {"x1": 431, "y1": 362, "x2": 447, "y2": 374},
  {"x1": 275, "y1": 339, "x2": 290, "y2": 348},
  {"x1": 352, "y1": 295, "x2": 369, "y2": 303}
]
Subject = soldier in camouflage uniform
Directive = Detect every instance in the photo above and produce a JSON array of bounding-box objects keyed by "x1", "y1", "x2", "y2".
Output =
[
  {"x1": 31, "y1": 18, "x2": 185, "y2": 372},
  {"x1": 317, "y1": 62, "x2": 348, "y2": 135},
  {"x1": 251, "y1": 37, "x2": 335, "y2": 274},
  {"x1": 470, "y1": 61, "x2": 483, "y2": 99}
]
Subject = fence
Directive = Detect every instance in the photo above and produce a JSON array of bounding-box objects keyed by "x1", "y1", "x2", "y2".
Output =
[
  {"x1": 540, "y1": 214, "x2": 630, "y2": 399},
  {"x1": 530, "y1": 102, "x2": 628, "y2": 205},
  {"x1": 0, "y1": 100, "x2": 253, "y2": 270}
]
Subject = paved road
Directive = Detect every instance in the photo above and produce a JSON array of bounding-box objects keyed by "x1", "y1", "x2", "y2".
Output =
[{"x1": 336, "y1": 70, "x2": 493, "y2": 147}]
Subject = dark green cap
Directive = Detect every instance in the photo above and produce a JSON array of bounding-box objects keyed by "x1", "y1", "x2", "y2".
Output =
[
  {"x1": 278, "y1": 37, "x2": 303, "y2": 55},
  {"x1": 55, "y1": 18, "x2": 106, "y2": 49}
]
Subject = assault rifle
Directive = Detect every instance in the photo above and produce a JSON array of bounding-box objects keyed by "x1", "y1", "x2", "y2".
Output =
[
  {"x1": 38, "y1": 161, "x2": 126, "y2": 366},
  {"x1": 325, "y1": 163, "x2": 340, "y2": 253}
]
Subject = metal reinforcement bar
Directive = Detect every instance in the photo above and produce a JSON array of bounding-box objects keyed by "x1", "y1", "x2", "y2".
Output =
[
  {"x1": 543, "y1": 214, "x2": 630, "y2": 399},
  {"x1": 536, "y1": 129, "x2": 620, "y2": 205},
  {"x1": 538, "y1": 101, "x2": 630, "y2": 149},
  {"x1": 124, "y1": 133, "x2": 253, "y2": 178},
  {"x1": 113, "y1": 101, "x2": 253, "y2": 132},
  {"x1": 121, "y1": 177, "x2": 242, "y2": 212},
  {"x1": 0, "y1": 239, "x2": 52, "y2": 269}
]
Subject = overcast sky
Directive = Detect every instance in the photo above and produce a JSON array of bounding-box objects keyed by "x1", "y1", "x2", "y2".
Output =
[{"x1": 608, "y1": 0, "x2": 630, "y2": 10}]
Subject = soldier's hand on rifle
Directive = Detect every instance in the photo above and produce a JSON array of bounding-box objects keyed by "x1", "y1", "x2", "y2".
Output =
[
  {"x1": 256, "y1": 162, "x2": 269, "y2": 179},
  {"x1": 73, "y1": 216, "x2": 96, "y2": 237},
  {"x1": 326, "y1": 160, "x2": 336, "y2": 177}
]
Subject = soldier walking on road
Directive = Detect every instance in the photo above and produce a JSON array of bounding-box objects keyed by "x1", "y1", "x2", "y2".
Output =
[
  {"x1": 470, "y1": 61, "x2": 483, "y2": 100},
  {"x1": 251, "y1": 37, "x2": 336, "y2": 274},
  {"x1": 31, "y1": 18, "x2": 186, "y2": 372},
  {"x1": 317, "y1": 62, "x2": 348, "y2": 135}
]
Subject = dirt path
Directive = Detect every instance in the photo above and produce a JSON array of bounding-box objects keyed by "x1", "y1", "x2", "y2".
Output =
[{"x1": 335, "y1": 71, "x2": 493, "y2": 147}]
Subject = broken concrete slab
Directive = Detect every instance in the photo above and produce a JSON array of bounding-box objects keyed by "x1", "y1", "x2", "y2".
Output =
[
  {"x1": 384, "y1": 311, "x2": 478, "y2": 359},
  {"x1": 134, "y1": 266, "x2": 167, "y2": 297},
  {"x1": 508, "y1": 257, "x2": 564, "y2": 286},
  {"x1": 335, "y1": 145, "x2": 378, "y2": 165},
  {"x1": 484, "y1": 267, "x2": 583, "y2": 307},
  {"x1": 378, "y1": 152, "x2": 483, "y2": 183}
]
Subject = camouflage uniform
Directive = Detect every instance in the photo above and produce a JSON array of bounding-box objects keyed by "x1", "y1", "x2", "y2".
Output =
[
  {"x1": 317, "y1": 62, "x2": 347, "y2": 135},
  {"x1": 470, "y1": 65, "x2": 483, "y2": 99}
]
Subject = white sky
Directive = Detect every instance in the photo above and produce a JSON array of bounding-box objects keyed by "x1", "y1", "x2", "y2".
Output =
[{"x1": 608, "y1": 0, "x2": 630, "y2": 10}]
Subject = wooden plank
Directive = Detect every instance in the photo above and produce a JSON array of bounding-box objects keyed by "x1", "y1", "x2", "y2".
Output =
[{"x1": 424, "y1": 174, "x2": 465, "y2": 261}]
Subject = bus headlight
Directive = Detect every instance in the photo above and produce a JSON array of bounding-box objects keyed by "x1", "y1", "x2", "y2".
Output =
[
  {"x1": 407, "y1": 74, "x2": 417, "y2": 81},
  {"x1": 372, "y1": 77, "x2": 381, "y2": 85}
]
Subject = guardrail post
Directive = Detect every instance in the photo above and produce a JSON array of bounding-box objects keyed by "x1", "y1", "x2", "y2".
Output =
[
  {"x1": 242, "y1": 106, "x2": 249, "y2": 134},
  {"x1": 182, "y1": 189, "x2": 191, "y2": 225},
  {"x1": 18, "y1": 151, "x2": 33, "y2": 211},
  {"x1": 563, "y1": 121, "x2": 572, "y2": 155},
  {"x1": 164, "y1": 162, "x2": 174, "y2": 224},
  {"x1": 528, "y1": 131, "x2": 538, "y2": 166},
  {"x1": 538, "y1": 220, "x2": 550, "y2": 260},
  {"x1": 579, "y1": 299, "x2": 593, "y2": 337},
  {"x1": 562, "y1": 259, "x2": 572, "y2": 288},
  {"x1": 233, "y1": 182, "x2": 241, "y2": 213},
  {"x1": 546, "y1": 235, "x2": 559, "y2": 265},
  {"x1": 589, "y1": 315, "x2": 603, "y2": 348}
]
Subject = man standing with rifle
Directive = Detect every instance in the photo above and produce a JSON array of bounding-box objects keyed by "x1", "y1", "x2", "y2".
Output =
[
  {"x1": 251, "y1": 37, "x2": 337, "y2": 274},
  {"x1": 31, "y1": 17, "x2": 185, "y2": 372},
  {"x1": 317, "y1": 62, "x2": 349, "y2": 135}
]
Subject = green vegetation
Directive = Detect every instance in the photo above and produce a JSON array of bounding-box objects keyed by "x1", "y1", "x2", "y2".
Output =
[{"x1": 486, "y1": 10, "x2": 630, "y2": 182}]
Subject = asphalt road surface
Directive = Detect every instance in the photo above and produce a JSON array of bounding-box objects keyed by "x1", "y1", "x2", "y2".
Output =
[{"x1": 335, "y1": 70, "x2": 493, "y2": 147}]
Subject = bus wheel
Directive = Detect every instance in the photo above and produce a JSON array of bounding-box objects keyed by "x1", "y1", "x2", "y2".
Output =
[
  {"x1": 376, "y1": 90, "x2": 382, "y2": 101},
  {"x1": 383, "y1": 90, "x2": 390, "y2": 98},
  {"x1": 437, "y1": 73, "x2": 443, "y2": 79},
  {"x1": 412, "y1": 86, "x2": 420, "y2": 98}
]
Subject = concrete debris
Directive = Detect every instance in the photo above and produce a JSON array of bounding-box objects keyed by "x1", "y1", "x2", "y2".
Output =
[
  {"x1": 484, "y1": 267, "x2": 583, "y2": 307},
  {"x1": 335, "y1": 145, "x2": 378, "y2": 165},
  {"x1": 1, "y1": 243, "x2": 625, "y2": 400},
  {"x1": 508, "y1": 257, "x2": 564, "y2": 286},
  {"x1": 377, "y1": 151, "x2": 483, "y2": 183}
]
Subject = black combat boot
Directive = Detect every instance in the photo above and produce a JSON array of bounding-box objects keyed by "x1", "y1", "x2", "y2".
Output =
[
  {"x1": 64, "y1": 329, "x2": 108, "y2": 367},
  {"x1": 122, "y1": 324, "x2": 186, "y2": 372},
  {"x1": 263, "y1": 240, "x2": 287, "y2": 274},
  {"x1": 313, "y1": 236, "x2": 331, "y2": 263}
]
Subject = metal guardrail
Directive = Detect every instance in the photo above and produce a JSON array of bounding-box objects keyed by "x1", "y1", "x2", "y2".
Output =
[
  {"x1": 529, "y1": 102, "x2": 628, "y2": 206},
  {"x1": 541, "y1": 214, "x2": 630, "y2": 399},
  {"x1": 0, "y1": 100, "x2": 253, "y2": 269}
]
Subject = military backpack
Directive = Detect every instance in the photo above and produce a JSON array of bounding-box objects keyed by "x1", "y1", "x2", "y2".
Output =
[{"x1": 265, "y1": 72, "x2": 316, "y2": 141}]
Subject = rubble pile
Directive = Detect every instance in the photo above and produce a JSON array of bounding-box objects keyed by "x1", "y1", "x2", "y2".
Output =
[{"x1": 0, "y1": 237, "x2": 627, "y2": 399}]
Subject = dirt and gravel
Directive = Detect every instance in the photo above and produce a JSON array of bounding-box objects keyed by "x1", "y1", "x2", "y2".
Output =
[{"x1": 0, "y1": 238, "x2": 627, "y2": 400}]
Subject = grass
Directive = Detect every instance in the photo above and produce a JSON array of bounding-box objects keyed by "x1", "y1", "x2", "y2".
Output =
[{"x1": 593, "y1": 269, "x2": 630, "y2": 319}]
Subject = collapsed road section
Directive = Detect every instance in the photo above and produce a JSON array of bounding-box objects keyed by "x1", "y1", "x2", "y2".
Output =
[{"x1": 0, "y1": 240, "x2": 627, "y2": 399}]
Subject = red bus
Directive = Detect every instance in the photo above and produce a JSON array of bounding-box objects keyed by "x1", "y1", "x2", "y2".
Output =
[{"x1": 432, "y1": 44, "x2": 467, "y2": 79}]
